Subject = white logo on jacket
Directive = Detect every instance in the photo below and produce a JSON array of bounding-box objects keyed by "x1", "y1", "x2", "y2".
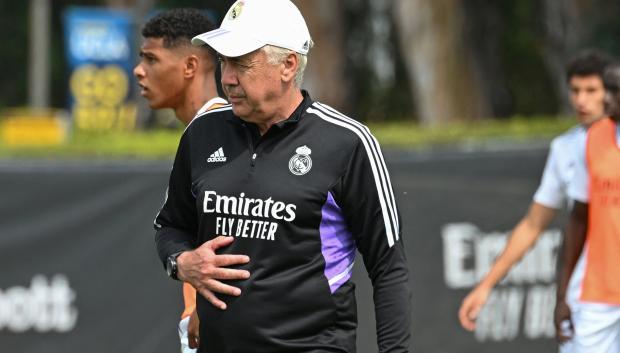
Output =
[
  {"x1": 207, "y1": 147, "x2": 227, "y2": 163},
  {"x1": 203, "y1": 191, "x2": 298, "y2": 241},
  {"x1": 289, "y1": 145, "x2": 312, "y2": 175}
]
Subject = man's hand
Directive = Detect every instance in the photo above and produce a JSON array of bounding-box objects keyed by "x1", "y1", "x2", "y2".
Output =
[
  {"x1": 554, "y1": 299, "x2": 573, "y2": 343},
  {"x1": 458, "y1": 285, "x2": 491, "y2": 331},
  {"x1": 177, "y1": 236, "x2": 250, "y2": 310},
  {"x1": 188, "y1": 309, "x2": 200, "y2": 349}
]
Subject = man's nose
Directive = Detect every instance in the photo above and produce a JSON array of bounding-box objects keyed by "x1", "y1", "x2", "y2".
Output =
[
  {"x1": 133, "y1": 63, "x2": 145, "y2": 79},
  {"x1": 573, "y1": 92, "x2": 587, "y2": 107},
  {"x1": 220, "y1": 63, "x2": 237, "y2": 86}
]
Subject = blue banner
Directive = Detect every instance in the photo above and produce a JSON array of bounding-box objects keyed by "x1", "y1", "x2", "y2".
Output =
[{"x1": 63, "y1": 7, "x2": 136, "y2": 130}]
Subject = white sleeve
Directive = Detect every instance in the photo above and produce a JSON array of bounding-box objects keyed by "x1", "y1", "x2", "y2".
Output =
[
  {"x1": 533, "y1": 141, "x2": 565, "y2": 209},
  {"x1": 567, "y1": 135, "x2": 589, "y2": 203}
]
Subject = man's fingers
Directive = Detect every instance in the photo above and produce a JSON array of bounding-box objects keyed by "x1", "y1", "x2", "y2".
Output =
[
  {"x1": 556, "y1": 318, "x2": 574, "y2": 343},
  {"x1": 458, "y1": 305, "x2": 470, "y2": 328},
  {"x1": 198, "y1": 278, "x2": 244, "y2": 309},
  {"x1": 188, "y1": 310, "x2": 200, "y2": 349},
  {"x1": 188, "y1": 334, "x2": 199, "y2": 349},
  {"x1": 205, "y1": 278, "x2": 243, "y2": 296},
  {"x1": 458, "y1": 296, "x2": 479, "y2": 331},
  {"x1": 188, "y1": 328, "x2": 199, "y2": 349},
  {"x1": 189, "y1": 236, "x2": 250, "y2": 311},
  {"x1": 209, "y1": 267, "x2": 251, "y2": 280},
  {"x1": 553, "y1": 301, "x2": 573, "y2": 343},
  {"x1": 214, "y1": 254, "x2": 251, "y2": 267},
  {"x1": 556, "y1": 329, "x2": 571, "y2": 343},
  {"x1": 208, "y1": 235, "x2": 235, "y2": 250},
  {"x1": 463, "y1": 321, "x2": 476, "y2": 332},
  {"x1": 458, "y1": 308, "x2": 476, "y2": 331},
  {"x1": 198, "y1": 287, "x2": 227, "y2": 310},
  {"x1": 469, "y1": 304, "x2": 481, "y2": 321}
]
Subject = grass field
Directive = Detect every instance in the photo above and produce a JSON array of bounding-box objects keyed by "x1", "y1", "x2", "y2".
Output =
[{"x1": 0, "y1": 116, "x2": 576, "y2": 159}]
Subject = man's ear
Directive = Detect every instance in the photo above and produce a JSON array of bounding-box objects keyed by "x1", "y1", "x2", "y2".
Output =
[
  {"x1": 281, "y1": 53, "x2": 299, "y2": 83},
  {"x1": 184, "y1": 55, "x2": 199, "y2": 78}
]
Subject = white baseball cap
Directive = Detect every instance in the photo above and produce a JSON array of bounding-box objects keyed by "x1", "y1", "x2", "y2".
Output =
[{"x1": 191, "y1": 0, "x2": 312, "y2": 58}]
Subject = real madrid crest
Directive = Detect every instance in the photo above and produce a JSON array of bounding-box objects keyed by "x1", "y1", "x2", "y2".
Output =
[
  {"x1": 229, "y1": 1, "x2": 244, "y2": 20},
  {"x1": 289, "y1": 145, "x2": 312, "y2": 176}
]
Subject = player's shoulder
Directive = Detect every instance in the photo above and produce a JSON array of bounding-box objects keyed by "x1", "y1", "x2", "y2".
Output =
[
  {"x1": 551, "y1": 124, "x2": 586, "y2": 150},
  {"x1": 200, "y1": 97, "x2": 229, "y2": 114},
  {"x1": 187, "y1": 103, "x2": 233, "y2": 130},
  {"x1": 304, "y1": 101, "x2": 375, "y2": 146},
  {"x1": 179, "y1": 104, "x2": 233, "y2": 144},
  {"x1": 194, "y1": 97, "x2": 231, "y2": 120}
]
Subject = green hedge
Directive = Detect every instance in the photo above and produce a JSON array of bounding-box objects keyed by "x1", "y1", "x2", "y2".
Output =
[{"x1": 0, "y1": 116, "x2": 577, "y2": 159}]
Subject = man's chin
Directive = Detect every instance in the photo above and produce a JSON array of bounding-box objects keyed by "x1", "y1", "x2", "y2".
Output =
[
  {"x1": 231, "y1": 104, "x2": 249, "y2": 118},
  {"x1": 147, "y1": 101, "x2": 165, "y2": 110},
  {"x1": 579, "y1": 114, "x2": 603, "y2": 125}
]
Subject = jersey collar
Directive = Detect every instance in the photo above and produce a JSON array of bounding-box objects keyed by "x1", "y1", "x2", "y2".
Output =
[{"x1": 273, "y1": 90, "x2": 313, "y2": 128}]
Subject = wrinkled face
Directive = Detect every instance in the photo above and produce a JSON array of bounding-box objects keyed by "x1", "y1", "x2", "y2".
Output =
[
  {"x1": 219, "y1": 49, "x2": 283, "y2": 122},
  {"x1": 604, "y1": 68, "x2": 620, "y2": 121},
  {"x1": 133, "y1": 37, "x2": 186, "y2": 109},
  {"x1": 568, "y1": 75, "x2": 606, "y2": 125}
]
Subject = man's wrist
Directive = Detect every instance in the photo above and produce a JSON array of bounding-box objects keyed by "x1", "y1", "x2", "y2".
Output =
[
  {"x1": 476, "y1": 277, "x2": 496, "y2": 294},
  {"x1": 166, "y1": 251, "x2": 186, "y2": 280},
  {"x1": 556, "y1": 289, "x2": 567, "y2": 301},
  {"x1": 175, "y1": 251, "x2": 191, "y2": 282}
]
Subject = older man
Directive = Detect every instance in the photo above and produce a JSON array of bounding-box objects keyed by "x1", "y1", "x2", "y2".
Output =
[{"x1": 153, "y1": 0, "x2": 411, "y2": 352}]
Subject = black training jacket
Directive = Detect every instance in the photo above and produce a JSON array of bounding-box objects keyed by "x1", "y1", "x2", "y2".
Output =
[{"x1": 155, "y1": 91, "x2": 411, "y2": 353}]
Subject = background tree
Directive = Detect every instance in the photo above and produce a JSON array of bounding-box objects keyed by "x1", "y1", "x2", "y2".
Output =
[
  {"x1": 5, "y1": 0, "x2": 620, "y2": 125},
  {"x1": 394, "y1": 0, "x2": 490, "y2": 125},
  {"x1": 341, "y1": 0, "x2": 414, "y2": 121}
]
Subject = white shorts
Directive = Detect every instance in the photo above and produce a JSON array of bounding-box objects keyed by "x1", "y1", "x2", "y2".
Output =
[
  {"x1": 178, "y1": 316, "x2": 197, "y2": 353},
  {"x1": 570, "y1": 302, "x2": 620, "y2": 353},
  {"x1": 559, "y1": 251, "x2": 586, "y2": 353},
  {"x1": 560, "y1": 249, "x2": 620, "y2": 353}
]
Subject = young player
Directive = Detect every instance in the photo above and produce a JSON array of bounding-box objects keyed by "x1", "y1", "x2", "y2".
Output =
[{"x1": 134, "y1": 8, "x2": 226, "y2": 352}]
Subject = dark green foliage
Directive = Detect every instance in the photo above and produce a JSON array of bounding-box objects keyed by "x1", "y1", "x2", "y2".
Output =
[
  {"x1": 342, "y1": 0, "x2": 415, "y2": 121},
  {"x1": 2, "y1": 0, "x2": 620, "y2": 121},
  {"x1": 0, "y1": 2, "x2": 29, "y2": 109},
  {"x1": 497, "y1": 1, "x2": 559, "y2": 116}
]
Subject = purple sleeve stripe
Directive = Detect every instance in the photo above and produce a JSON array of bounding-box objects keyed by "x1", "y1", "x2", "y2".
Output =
[{"x1": 320, "y1": 191, "x2": 356, "y2": 294}]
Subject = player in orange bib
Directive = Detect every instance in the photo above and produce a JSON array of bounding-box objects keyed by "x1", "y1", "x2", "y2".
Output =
[
  {"x1": 458, "y1": 52, "x2": 611, "y2": 352},
  {"x1": 134, "y1": 9, "x2": 227, "y2": 352},
  {"x1": 555, "y1": 62, "x2": 620, "y2": 353}
]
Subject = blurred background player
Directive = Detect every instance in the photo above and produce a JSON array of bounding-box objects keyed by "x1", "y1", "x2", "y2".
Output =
[
  {"x1": 134, "y1": 8, "x2": 226, "y2": 352},
  {"x1": 554, "y1": 62, "x2": 620, "y2": 353},
  {"x1": 457, "y1": 50, "x2": 611, "y2": 344}
]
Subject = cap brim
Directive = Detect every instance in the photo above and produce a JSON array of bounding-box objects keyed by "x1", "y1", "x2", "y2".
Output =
[{"x1": 192, "y1": 28, "x2": 265, "y2": 58}]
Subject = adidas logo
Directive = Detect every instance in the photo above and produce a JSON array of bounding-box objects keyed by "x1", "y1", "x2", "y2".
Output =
[{"x1": 207, "y1": 147, "x2": 227, "y2": 163}]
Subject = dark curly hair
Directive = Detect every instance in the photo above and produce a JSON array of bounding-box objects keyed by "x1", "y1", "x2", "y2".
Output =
[
  {"x1": 141, "y1": 8, "x2": 216, "y2": 49},
  {"x1": 566, "y1": 49, "x2": 612, "y2": 82}
]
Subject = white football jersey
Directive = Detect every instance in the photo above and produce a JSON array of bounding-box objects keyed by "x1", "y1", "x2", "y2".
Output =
[{"x1": 533, "y1": 125, "x2": 587, "y2": 209}]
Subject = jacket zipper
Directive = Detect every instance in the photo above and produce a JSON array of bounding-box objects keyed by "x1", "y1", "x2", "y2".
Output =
[{"x1": 243, "y1": 124, "x2": 257, "y2": 167}]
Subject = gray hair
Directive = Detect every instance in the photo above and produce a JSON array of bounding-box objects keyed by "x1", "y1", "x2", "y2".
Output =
[{"x1": 262, "y1": 43, "x2": 313, "y2": 87}]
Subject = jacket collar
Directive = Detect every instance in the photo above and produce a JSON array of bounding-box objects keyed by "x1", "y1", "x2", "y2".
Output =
[{"x1": 273, "y1": 90, "x2": 313, "y2": 128}]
